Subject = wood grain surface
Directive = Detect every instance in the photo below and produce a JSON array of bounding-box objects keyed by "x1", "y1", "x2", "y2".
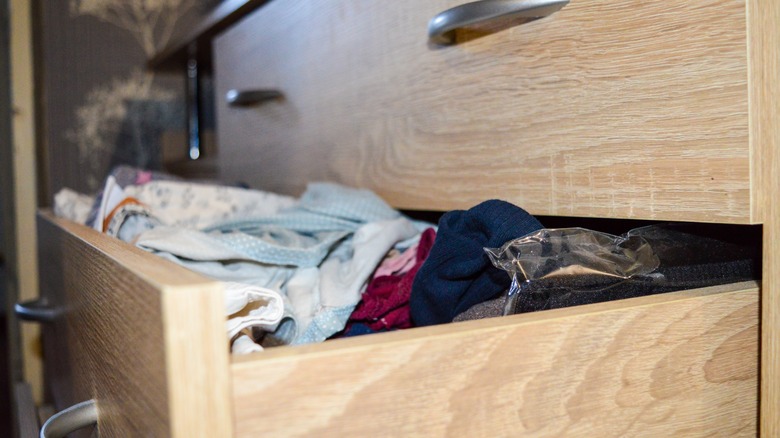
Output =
[
  {"x1": 232, "y1": 282, "x2": 759, "y2": 437},
  {"x1": 748, "y1": 0, "x2": 780, "y2": 435},
  {"x1": 147, "y1": 0, "x2": 271, "y2": 71},
  {"x1": 214, "y1": 0, "x2": 751, "y2": 223},
  {"x1": 37, "y1": 212, "x2": 232, "y2": 437}
]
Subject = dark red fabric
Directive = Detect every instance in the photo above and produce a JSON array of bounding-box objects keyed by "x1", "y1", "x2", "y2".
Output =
[{"x1": 349, "y1": 228, "x2": 437, "y2": 330}]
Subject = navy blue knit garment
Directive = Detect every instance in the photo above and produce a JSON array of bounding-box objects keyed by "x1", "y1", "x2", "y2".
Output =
[{"x1": 410, "y1": 199, "x2": 543, "y2": 326}]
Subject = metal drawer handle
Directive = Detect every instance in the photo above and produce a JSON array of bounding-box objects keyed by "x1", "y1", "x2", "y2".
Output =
[
  {"x1": 428, "y1": 0, "x2": 569, "y2": 45},
  {"x1": 40, "y1": 399, "x2": 98, "y2": 438},
  {"x1": 15, "y1": 298, "x2": 60, "y2": 323},
  {"x1": 226, "y1": 89, "x2": 283, "y2": 107}
]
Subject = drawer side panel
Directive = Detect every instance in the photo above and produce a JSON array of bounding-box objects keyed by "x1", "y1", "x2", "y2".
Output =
[
  {"x1": 39, "y1": 212, "x2": 169, "y2": 435},
  {"x1": 38, "y1": 212, "x2": 232, "y2": 437}
]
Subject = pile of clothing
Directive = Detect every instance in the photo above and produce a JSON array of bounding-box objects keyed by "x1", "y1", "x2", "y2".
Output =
[
  {"x1": 55, "y1": 166, "x2": 759, "y2": 354},
  {"x1": 55, "y1": 167, "x2": 433, "y2": 353}
]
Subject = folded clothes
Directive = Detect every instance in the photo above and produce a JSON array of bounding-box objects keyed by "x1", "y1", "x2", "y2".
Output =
[
  {"x1": 347, "y1": 227, "x2": 437, "y2": 331},
  {"x1": 452, "y1": 296, "x2": 505, "y2": 323},
  {"x1": 85, "y1": 165, "x2": 184, "y2": 228},
  {"x1": 454, "y1": 225, "x2": 760, "y2": 323},
  {"x1": 290, "y1": 217, "x2": 419, "y2": 345},
  {"x1": 135, "y1": 184, "x2": 421, "y2": 346},
  {"x1": 224, "y1": 282, "x2": 286, "y2": 344},
  {"x1": 53, "y1": 172, "x2": 431, "y2": 353},
  {"x1": 373, "y1": 240, "x2": 420, "y2": 278},
  {"x1": 231, "y1": 334, "x2": 264, "y2": 355},
  {"x1": 409, "y1": 200, "x2": 543, "y2": 326},
  {"x1": 53, "y1": 188, "x2": 94, "y2": 224},
  {"x1": 123, "y1": 180, "x2": 298, "y2": 230},
  {"x1": 501, "y1": 225, "x2": 760, "y2": 314}
]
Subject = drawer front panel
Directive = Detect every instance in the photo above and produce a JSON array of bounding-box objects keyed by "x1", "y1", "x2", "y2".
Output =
[
  {"x1": 232, "y1": 283, "x2": 759, "y2": 437},
  {"x1": 214, "y1": 0, "x2": 750, "y2": 223}
]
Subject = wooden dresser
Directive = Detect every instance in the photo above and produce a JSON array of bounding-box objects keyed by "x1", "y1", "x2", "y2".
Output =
[{"x1": 32, "y1": 0, "x2": 780, "y2": 436}]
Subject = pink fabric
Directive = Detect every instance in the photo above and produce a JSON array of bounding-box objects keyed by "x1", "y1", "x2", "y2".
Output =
[
  {"x1": 374, "y1": 241, "x2": 419, "y2": 278},
  {"x1": 349, "y1": 228, "x2": 436, "y2": 330},
  {"x1": 135, "y1": 170, "x2": 153, "y2": 185}
]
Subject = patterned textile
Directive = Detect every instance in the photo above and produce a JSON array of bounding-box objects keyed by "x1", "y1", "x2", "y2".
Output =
[
  {"x1": 54, "y1": 174, "x2": 432, "y2": 352},
  {"x1": 132, "y1": 182, "x2": 420, "y2": 346},
  {"x1": 347, "y1": 228, "x2": 437, "y2": 331}
]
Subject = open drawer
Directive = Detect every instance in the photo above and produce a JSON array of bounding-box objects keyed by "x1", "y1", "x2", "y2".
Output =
[{"x1": 37, "y1": 211, "x2": 759, "y2": 437}]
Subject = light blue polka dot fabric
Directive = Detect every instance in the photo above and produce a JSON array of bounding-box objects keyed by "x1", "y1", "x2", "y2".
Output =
[
  {"x1": 207, "y1": 228, "x2": 350, "y2": 268},
  {"x1": 293, "y1": 306, "x2": 355, "y2": 345},
  {"x1": 133, "y1": 182, "x2": 418, "y2": 346},
  {"x1": 198, "y1": 183, "x2": 402, "y2": 268},
  {"x1": 205, "y1": 182, "x2": 401, "y2": 234}
]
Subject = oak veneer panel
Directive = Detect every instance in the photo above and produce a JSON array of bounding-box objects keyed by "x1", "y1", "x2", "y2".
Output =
[
  {"x1": 748, "y1": 0, "x2": 780, "y2": 434},
  {"x1": 38, "y1": 212, "x2": 233, "y2": 437},
  {"x1": 148, "y1": 0, "x2": 271, "y2": 71},
  {"x1": 214, "y1": 0, "x2": 750, "y2": 223},
  {"x1": 231, "y1": 282, "x2": 759, "y2": 437}
]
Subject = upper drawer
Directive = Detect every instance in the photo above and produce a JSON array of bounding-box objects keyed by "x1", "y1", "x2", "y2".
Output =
[{"x1": 214, "y1": 0, "x2": 755, "y2": 223}]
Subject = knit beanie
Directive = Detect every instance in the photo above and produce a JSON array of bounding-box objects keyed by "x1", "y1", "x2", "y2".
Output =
[{"x1": 409, "y1": 199, "x2": 543, "y2": 326}]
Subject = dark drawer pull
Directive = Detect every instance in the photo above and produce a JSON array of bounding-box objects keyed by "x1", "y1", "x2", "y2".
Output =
[
  {"x1": 428, "y1": 0, "x2": 569, "y2": 45},
  {"x1": 226, "y1": 89, "x2": 283, "y2": 107},
  {"x1": 40, "y1": 400, "x2": 98, "y2": 438},
  {"x1": 15, "y1": 298, "x2": 60, "y2": 323}
]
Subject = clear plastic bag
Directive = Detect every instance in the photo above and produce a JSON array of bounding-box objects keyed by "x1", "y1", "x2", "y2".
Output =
[
  {"x1": 485, "y1": 225, "x2": 758, "y2": 315},
  {"x1": 485, "y1": 227, "x2": 659, "y2": 282}
]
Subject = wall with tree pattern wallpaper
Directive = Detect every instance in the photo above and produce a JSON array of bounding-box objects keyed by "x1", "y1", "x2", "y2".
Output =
[{"x1": 36, "y1": 0, "x2": 218, "y2": 199}]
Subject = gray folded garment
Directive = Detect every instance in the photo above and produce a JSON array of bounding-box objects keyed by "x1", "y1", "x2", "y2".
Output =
[
  {"x1": 452, "y1": 296, "x2": 504, "y2": 322},
  {"x1": 453, "y1": 224, "x2": 759, "y2": 322}
]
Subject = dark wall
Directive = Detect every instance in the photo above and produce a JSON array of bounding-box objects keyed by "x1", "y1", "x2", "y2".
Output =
[
  {"x1": 35, "y1": 0, "x2": 217, "y2": 201},
  {"x1": 1, "y1": 0, "x2": 18, "y2": 433}
]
